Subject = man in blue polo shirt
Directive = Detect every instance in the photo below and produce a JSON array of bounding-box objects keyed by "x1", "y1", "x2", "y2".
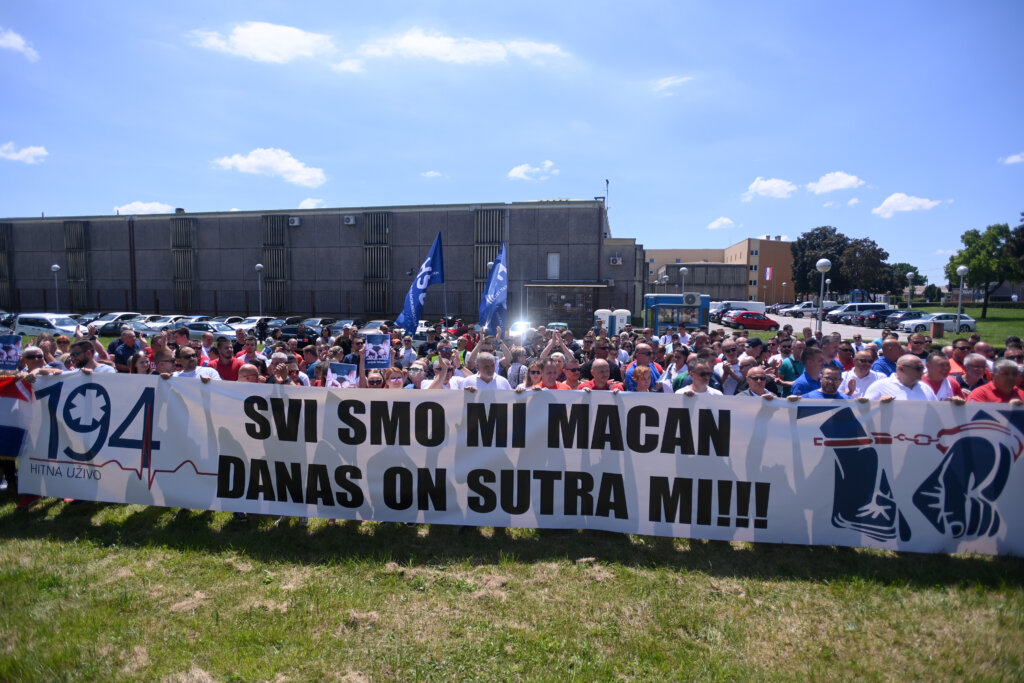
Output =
[
  {"x1": 803, "y1": 365, "x2": 850, "y2": 399},
  {"x1": 790, "y1": 347, "x2": 825, "y2": 396},
  {"x1": 871, "y1": 339, "x2": 903, "y2": 377}
]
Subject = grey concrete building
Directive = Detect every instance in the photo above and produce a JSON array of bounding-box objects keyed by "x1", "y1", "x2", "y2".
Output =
[{"x1": 1, "y1": 199, "x2": 645, "y2": 331}]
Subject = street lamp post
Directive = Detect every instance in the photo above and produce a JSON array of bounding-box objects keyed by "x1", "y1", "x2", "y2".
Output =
[
  {"x1": 956, "y1": 265, "x2": 968, "y2": 336},
  {"x1": 825, "y1": 278, "x2": 831, "y2": 301},
  {"x1": 255, "y1": 263, "x2": 264, "y2": 317},
  {"x1": 781, "y1": 281, "x2": 787, "y2": 306},
  {"x1": 679, "y1": 266, "x2": 688, "y2": 292},
  {"x1": 660, "y1": 275, "x2": 669, "y2": 293},
  {"x1": 815, "y1": 258, "x2": 832, "y2": 334},
  {"x1": 50, "y1": 264, "x2": 61, "y2": 311},
  {"x1": 906, "y1": 272, "x2": 915, "y2": 309}
]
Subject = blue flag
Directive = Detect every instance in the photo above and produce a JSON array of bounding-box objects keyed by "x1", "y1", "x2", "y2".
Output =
[
  {"x1": 395, "y1": 233, "x2": 444, "y2": 333},
  {"x1": 478, "y1": 242, "x2": 508, "y2": 335}
]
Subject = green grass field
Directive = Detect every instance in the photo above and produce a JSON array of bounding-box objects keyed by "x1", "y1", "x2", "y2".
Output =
[{"x1": 1, "y1": 498, "x2": 1021, "y2": 681}]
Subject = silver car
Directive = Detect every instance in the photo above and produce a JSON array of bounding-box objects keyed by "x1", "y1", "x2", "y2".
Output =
[
  {"x1": 184, "y1": 321, "x2": 237, "y2": 341},
  {"x1": 899, "y1": 312, "x2": 976, "y2": 334}
]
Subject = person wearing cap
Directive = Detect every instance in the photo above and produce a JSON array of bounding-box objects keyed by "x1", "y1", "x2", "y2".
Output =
[{"x1": 863, "y1": 354, "x2": 937, "y2": 401}]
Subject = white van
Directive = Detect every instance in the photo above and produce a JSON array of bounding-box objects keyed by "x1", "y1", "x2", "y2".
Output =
[
  {"x1": 717, "y1": 300, "x2": 766, "y2": 314},
  {"x1": 14, "y1": 313, "x2": 80, "y2": 337}
]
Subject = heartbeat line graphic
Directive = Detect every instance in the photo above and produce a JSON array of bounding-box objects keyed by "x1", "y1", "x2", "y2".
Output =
[{"x1": 29, "y1": 456, "x2": 217, "y2": 489}]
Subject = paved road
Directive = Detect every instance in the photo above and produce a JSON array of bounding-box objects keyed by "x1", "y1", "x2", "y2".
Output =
[{"x1": 766, "y1": 313, "x2": 948, "y2": 342}]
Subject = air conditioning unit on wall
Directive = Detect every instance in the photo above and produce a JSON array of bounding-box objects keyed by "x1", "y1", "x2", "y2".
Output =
[
  {"x1": 681, "y1": 292, "x2": 701, "y2": 306},
  {"x1": 288, "y1": 216, "x2": 301, "y2": 227},
  {"x1": 609, "y1": 256, "x2": 623, "y2": 266},
  {"x1": 343, "y1": 215, "x2": 357, "y2": 226}
]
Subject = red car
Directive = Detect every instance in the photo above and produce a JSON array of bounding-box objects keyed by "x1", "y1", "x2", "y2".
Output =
[{"x1": 721, "y1": 311, "x2": 780, "y2": 331}]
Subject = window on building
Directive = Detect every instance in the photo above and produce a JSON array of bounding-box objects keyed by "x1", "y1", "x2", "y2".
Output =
[
  {"x1": 750, "y1": 265, "x2": 757, "y2": 271},
  {"x1": 547, "y1": 252, "x2": 560, "y2": 280},
  {"x1": 749, "y1": 280, "x2": 757, "y2": 286}
]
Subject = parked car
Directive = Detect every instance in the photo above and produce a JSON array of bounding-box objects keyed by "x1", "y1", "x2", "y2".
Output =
[
  {"x1": 96, "y1": 319, "x2": 161, "y2": 337},
  {"x1": 766, "y1": 303, "x2": 793, "y2": 314},
  {"x1": 280, "y1": 318, "x2": 336, "y2": 341},
  {"x1": 79, "y1": 312, "x2": 104, "y2": 325},
  {"x1": 14, "y1": 313, "x2": 80, "y2": 338},
  {"x1": 267, "y1": 316, "x2": 304, "y2": 330},
  {"x1": 357, "y1": 320, "x2": 395, "y2": 337},
  {"x1": 899, "y1": 312, "x2": 977, "y2": 334},
  {"x1": 546, "y1": 322, "x2": 570, "y2": 333},
  {"x1": 181, "y1": 315, "x2": 213, "y2": 323},
  {"x1": 884, "y1": 310, "x2": 927, "y2": 331},
  {"x1": 721, "y1": 311, "x2": 780, "y2": 331},
  {"x1": 210, "y1": 315, "x2": 245, "y2": 326},
  {"x1": 327, "y1": 319, "x2": 368, "y2": 336},
  {"x1": 506, "y1": 320, "x2": 533, "y2": 339},
  {"x1": 149, "y1": 314, "x2": 191, "y2": 331},
  {"x1": 90, "y1": 311, "x2": 142, "y2": 327},
  {"x1": 184, "y1": 321, "x2": 237, "y2": 341},
  {"x1": 857, "y1": 308, "x2": 902, "y2": 329},
  {"x1": 231, "y1": 316, "x2": 274, "y2": 333},
  {"x1": 825, "y1": 303, "x2": 888, "y2": 324}
]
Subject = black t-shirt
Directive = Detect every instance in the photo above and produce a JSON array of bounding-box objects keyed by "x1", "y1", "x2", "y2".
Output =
[{"x1": 580, "y1": 358, "x2": 622, "y2": 382}]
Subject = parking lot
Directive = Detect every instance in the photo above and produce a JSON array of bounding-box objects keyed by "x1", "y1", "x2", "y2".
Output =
[{"x1": 768, "y1": 312, "x2": 955, "y2": 342}]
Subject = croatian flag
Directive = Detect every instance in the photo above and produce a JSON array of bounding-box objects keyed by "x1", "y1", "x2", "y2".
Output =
[
  {"x1": 0, "y1": 376, "x2": 33, "y2": 461},
  {"x1": 395, "y1": 233, "x2": 445, "y2": 333},
  {"x1": 764, "y1": 266, "x2": 773, "y2": 281},
  {"x1": 478, "y1": 242, "x2": 508, "y2": 335}
]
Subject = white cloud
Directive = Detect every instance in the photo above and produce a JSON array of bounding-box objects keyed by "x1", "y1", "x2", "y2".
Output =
[
  {"x1": 823, "y1": 201, "x2": 838, "y2": 208},
  {"x1": 0, "y1": 27, "x2": 38, "y2": 61},
  {"x1": 420, "y1": 170, "x2": 443, "y2": 178},
  {"x1": 806, "y1": 171, "x2": 865, "y2": 194},
  {"x1": 298, "y1": 198, "x2": 325, "y2": 209},
  {"x1": 332, "y1": 58, "x2": 364, "y2": 73},
  {"x1": 0, "y1": 141, "x2": 48, "y2": 164},
  {"x1": 192, "y1": 22, "x2": 334, "y2": 63},
  {"x1": 653, "y1": 75, "x2": 694, "y2": 95},
  {"x1": 847, "y1": 197, "x2": 859, "y2": 206},
  {"x1": 114, "y1": 201, "x2": 173, "y2": 215},
  {"x1": 507, "y1": 160, "x2": 559, "y2": 181},
  {"x1": 871, "y1": 192, "x2": 942, "y2": 219},
  {"x1": 742, "y1": 176, "x2": 797, "y2": 201},
  {"x1": 357, "y1": 28, "x2": 567, "y2": 65},
  {"x1": 707, "y1": 217, "x2": 735, "y2": 230},
  {"x1": 213, "y1": 148, "x2": 326, "y2": 187},
  {"x1": 1000, "y1": 152, "x2": 1024, "y2": 165}
]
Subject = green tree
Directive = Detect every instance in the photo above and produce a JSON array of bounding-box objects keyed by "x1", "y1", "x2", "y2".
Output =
[
  {"x1": 790, "y1": 226, "x2": 850, "y2": 296},
  {"x1": 839, "y1": 237, "x2": 890, "y2": 295},
  {"x1": 923, "y1": 283, "x2": 942, "y2": 302},
  {"x1": 944, "y1": 223, "x2": 1023, "y2": 319}
]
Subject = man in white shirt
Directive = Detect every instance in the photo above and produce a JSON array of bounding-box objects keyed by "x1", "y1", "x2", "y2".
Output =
[
  {"x1": 713, "y1": 340, "x2": 742, "y2": 395},
  {"x1": 172, "y1": 347, "x2": 220, "y2": 382},
  {"x1": 840, "y1": 350, "x2": 886, "y2": 398},
  {"x1": 864, "y1": 354, "x2": 937, "y2": 401},
  {"x1": 462, "y1": 353, "x2": 512, "y2": 392}
]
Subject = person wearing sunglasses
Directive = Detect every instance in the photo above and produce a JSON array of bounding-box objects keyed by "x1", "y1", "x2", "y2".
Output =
[
  {"x1": 624, "y1": 342, "x2": 663, "y2": 392},
  {"x1": 172, "y1": 347, "x2": 220, "y2": 383},
  {"x1": 580, "y1": 339, "x2": 623, "y2": 383},
  {"x1": 675, "y1": 361, "x2": 722, "y2": 396},
  {"x1": 514, "y1": 361, "x2": 544, "y2": 392},
  {"x1": 840, "y1": 350, "x2": 886, "y2": 398},
  {"x1": 864, "y1": 355, "x2": 937, "y2": 402},
  {"x1": 427, "y1": 356, "x2": 460, "y2": 390},
  {"x1": 63, "y1": 339, "x2": 116, "y2": 375}
]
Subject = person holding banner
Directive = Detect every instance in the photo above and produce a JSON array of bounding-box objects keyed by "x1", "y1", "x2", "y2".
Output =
[
  {"x1": 966, "y1": 359, "x2": 1024, "y2": 404},
  {"x1": 172, "y1": 347, "x2": 220, "y2": 382},
  {"x1": 579, "y1": 359, "x2": 623, "y2": 393},
  {"x1": 676, "y1": 360, "x2": 722, "y2": 396},
  {"x1": 864, "y1": 355, "x2": 936, "y2": 402},
  {"x1": 462, "y1": 353, "x2": 512, "y2": 392}
]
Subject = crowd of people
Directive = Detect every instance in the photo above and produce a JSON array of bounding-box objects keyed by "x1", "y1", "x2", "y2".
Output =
[
  {"x1": 8, "y1": 318, "x2": 1024, "y2": 405},
  {"x1": 4, "y1": 316, "x2": 1022, "y2": 514}
]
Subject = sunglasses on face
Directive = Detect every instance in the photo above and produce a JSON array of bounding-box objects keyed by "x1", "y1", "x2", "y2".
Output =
[
  {"x1": 368, "y1": 380, "x2": 383, "y2": 386},
  {"x1": 694, "y1": 372, "x2": 711, "y2": 378},
  {"x1": 24, "y1": 354, "x2": 44, "y2": 360},
  {"x1": 529, "y1": 370, "x2": 542, "y2": 375},
  {"x1": 748, "y1": 375, "x2": 767, "y2": 381},
  {"x1": 565, "y1": 367, "x2": 580, "y2": 373}
]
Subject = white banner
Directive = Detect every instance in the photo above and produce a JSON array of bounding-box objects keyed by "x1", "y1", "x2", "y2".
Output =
[{"x1": 12, "y1": 374, "x2": 1024, "y2": 557}]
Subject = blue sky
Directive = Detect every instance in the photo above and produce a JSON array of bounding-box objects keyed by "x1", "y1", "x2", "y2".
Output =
[{"x1": 2, "y1": 1, "x2": 1022, "y2": 285}]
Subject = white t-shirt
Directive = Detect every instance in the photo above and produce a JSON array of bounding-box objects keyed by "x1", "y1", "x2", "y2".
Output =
[
  {"x1": 863, "y1": 376, "x2": 937, "y2": 401},
  {"x1": 839, "y1": 369, "x2": 886, "y2": 398},
  {"x1": 462, "y1": 374, "x2": 512, "y2": 391},
  {"x1": 675, "y1": 386, "x2": 723, "y2": 396},
  {"x1": 713, "y1": 360, "x2": 741, "y2": 395},
  {"x1": 173, "y1": 366, "x2": 221, "y2": 380}
]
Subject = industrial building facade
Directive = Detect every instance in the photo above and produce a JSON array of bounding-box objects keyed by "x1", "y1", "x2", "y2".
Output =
[
  {"x1": 646, "y1": 236, "x2": 795, "y2": 303},
  {"x1": 1, "y1": 199, "x2": 647, "y2": 331}
]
